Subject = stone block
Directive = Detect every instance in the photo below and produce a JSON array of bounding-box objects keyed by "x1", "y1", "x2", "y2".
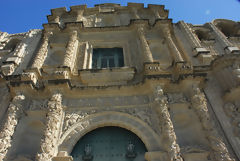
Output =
[
  {"x1": 1, "y1": 63, "x2": 15, "y2": 75},
  {"x1": 6, "y1": 56, "x2": 21, "y2": 65}
]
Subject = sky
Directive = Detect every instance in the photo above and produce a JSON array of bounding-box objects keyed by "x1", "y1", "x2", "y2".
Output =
[{"x1": 0, "y1": 0, "x2": 239, "y2": 34}]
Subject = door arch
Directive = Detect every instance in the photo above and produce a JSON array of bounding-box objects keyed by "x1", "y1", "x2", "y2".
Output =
[
  {"x1": 59, "y1": 112, "x2": 162, "y2": 153},
  {"x1": 71, "y1": 126, "x2": 147, "y2": 161}
]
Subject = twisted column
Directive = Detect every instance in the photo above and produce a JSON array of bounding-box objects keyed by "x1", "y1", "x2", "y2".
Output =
[
  {"x1": 31, "y1": 31, "x2": 53, "y2": 69},
  {"x1": 153, "y1": 86, "x2": 183, "y2": 161},
  {"x1": 163, "y1": 28, "x2": 184, "y2": 62},
  {"x1": 137, "y1": 26, "x2": 153, "y2": 62},
  {"x1": 191, "y1": 86, "x2": 234, "y2": 161},
  {"x1": 0, "y1": 94, "x2": 25, "y2": 160},
  {"x1": 36, "y1": 93, "x2": 63, "y2": 161},
  {"x1": 63, "y1": 30, "x2": 79, "y2": 71}
]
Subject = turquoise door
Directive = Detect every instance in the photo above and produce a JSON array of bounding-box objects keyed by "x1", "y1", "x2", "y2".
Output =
[{"x1": 71, "y1": 127, "x2": 147, "y2": 161}]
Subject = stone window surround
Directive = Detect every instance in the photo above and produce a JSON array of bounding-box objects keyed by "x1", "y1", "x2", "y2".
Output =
[{"x1": 82, "y1": 40, "x2": 131, "y2": 70}]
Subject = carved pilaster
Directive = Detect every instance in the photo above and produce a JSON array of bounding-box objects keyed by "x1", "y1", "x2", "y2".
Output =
[
  {"x1": 178, "y1": 21, "x2": 202, "y2": 49},
  {"x1": 163, "y1": 28, "x2": 184, "y2": 62},
  {"x1": 31, "y1": 31, "x2": 53, "y2": 69},
  {"x1": 207, "y1": 23, "x2": 239, "y2": 53},
  {"x1": 36, "y1": 93, "x2": 63, "y2": 161},
  {"x1": 153, "y1": 86, "x2": 183, "y2": 161},
  {"x1": 191, "y1": 86, "x2": 234, "y2": 161},
  {"x1": 0, "y1": 94, "x2": 25, "y2": 160},
  {"x1": 63, "y1": 30, "x2": 79, "y2": 71},
  {"x1": 136, "y1": 26, "x2": 153, "y2": 62}
]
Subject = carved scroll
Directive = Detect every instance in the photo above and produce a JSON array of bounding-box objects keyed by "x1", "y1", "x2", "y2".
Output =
[
  {"x1": 0, "y1": 94, "x2": 25, "y2": 160},
  {"x1": 63, "y1": 30, "x2": 79, "y2": 71},
  {"x1": 36, "y1": 93, "x2": 63, "y2": 161},
  {"x1": 136, "y1": 26, "x2": 153, "y2": 62},
  {"x1": 191, "y1": 86, "x2": 234, "y2": 161},
  {"x1": 153, "y1": 86, "x2": 183, "y2": 161},
  {"x1": 31, "y1": 31, "x2": 53, "y2": 69}
]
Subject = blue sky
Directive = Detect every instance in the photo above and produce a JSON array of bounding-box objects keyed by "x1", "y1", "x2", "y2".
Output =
[{"x1": 0, "y1": 0, "x2": 239, "y2": 34}]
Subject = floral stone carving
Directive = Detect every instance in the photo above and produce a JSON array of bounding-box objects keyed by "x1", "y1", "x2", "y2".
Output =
[
  {"x1": 36, "y1": 93, "x2": 63, "y2": 161},
  {"x1": 0, "y1": 94, "x2": 25, "y2": 160},
  {"x1": 154, "y1": 86, "x2": 183, "y2": 161},
  {"x1": 191, "y1": 86, "x2": 234, "y2": 161}
]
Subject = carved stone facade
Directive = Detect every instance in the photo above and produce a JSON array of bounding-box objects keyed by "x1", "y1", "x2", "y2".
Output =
[{"x1": 0, "y1": 3, "x2": 239, "y2": 161}]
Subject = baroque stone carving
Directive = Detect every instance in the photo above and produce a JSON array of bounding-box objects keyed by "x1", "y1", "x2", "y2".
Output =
[
  {"x1": 63, "y1": 112, "x2": 89, "y2": 133},
  {"x1": 31, "y1": 31, "x2": 53, "y2": 69},
  {"x1": 153, "y1": 86, "x2": 183, "y2": 161},
  {"x1": 0, "y1": 94, "x2": 25, "y2": 161},
  {"x1": 36, "y1": 93, "x2": 63, "y2": 161},
  {"x1": 63, "y1": 30, "x2": 78, "y2": 71},
  {"x1": 191, "y1": 86, "x2": 234, "y2": 161}
]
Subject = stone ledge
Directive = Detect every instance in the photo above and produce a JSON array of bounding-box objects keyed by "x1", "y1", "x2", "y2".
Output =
[{"x1": 79, "y1": 67, "x2": 135, "y2": 86}]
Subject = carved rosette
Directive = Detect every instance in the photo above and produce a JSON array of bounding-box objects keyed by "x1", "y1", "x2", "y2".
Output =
[
  {"x1": 191, "y1": 87, "x2": 234, "y2": 161},
  {"x1": 31, "y1": 31, "x2": 53, "y2": 69},
  {"x1": 63, "y1": 30, "x2": 78, "y2": 70},
  {"x1": 154, "y1": 86, "x2": 183, "y2": 161},
  {"x1": 136, "y1": 26, "x2": 153, "y2": 62},
  {"x1": 0, "y1": 94, "x2": 25, "y2": 160},
  {"x1": 36, "y1": 93, "x2": 63, "y2": 161}
]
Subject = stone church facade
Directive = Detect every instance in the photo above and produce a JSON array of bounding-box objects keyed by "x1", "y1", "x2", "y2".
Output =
[{"x1": 0, "y1": 3, "x2": 240, "y2": 161}]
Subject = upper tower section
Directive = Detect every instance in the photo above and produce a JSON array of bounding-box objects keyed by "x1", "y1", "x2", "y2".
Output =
[{"x1": 46, "y1": 3, "x2": 169, "y2": 28}]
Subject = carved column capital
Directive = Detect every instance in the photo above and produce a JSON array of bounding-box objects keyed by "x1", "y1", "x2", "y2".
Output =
[
  {"x1": 36, "y1": 93, "x2": 63, "y2": 161},
  {"x1": 0, "y1": 93, "x2": 25, "y2": 160},
  {"x1": 190, "y1": 86, "x2": 234, "y2": 161},
  {"x1": 153, "y1": 86, "x2": 183, "y2": 161},
  {"x1": 31, "y1": 31, "x2": 53, "y2": 69}
]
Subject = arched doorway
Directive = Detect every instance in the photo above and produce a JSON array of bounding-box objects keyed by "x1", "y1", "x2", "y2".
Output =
[{"x1": 71, "y1": 126, "x2": 147, "y2": 161}]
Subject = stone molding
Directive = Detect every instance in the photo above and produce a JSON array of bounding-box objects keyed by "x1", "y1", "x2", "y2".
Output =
[
  {"x1": 31, "y1": 31, "x2": 53, "y2": 69},
  {"x1": 0, "y1": 94, "x2": 25, "y2": 161},
  {"x1": 153, "y1": 86, "x2": 183, "y2": 161},
  {"x1": 190, "y1": 86, "x2": 234, "y2": 161},
  {"x1": 36, "y1": 93, "x2": 63, "y2": 161}
]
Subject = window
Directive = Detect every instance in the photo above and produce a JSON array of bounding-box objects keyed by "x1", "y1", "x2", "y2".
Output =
[{"x1": 92, "y1": 48, "x2": 124, "y2": 69}]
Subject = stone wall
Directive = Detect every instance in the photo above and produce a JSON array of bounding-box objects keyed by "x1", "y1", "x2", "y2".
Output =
[{"x1": 0, "y1": 3, "x2": 239, "y2": 161}]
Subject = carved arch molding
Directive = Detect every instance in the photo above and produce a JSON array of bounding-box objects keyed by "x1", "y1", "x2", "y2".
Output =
[{"x1": 58, "y1": 111, "x2": 162, "y2": 154}]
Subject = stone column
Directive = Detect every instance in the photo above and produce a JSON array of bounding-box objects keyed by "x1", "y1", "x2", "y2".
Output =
[
  {"x1": 0, "y1": 94, "x2": 25, "y2": 160},
  {"x1": 190, "y1": 86, "x2": 234, "y2": 161},
  {"x1": 207, "y1": 23, "x2": 239, "y2": 53},
  {"x1": 62, "y1": 30, "x2": 79, "y2": 71},
  {"x1": 36, "y1": 93, "x2": 63, "y2": 161},
  {"x1": 163, "y1": 28, "x2": 184, "y2": 62},
  {"x1": 137, "y1": 26, "x2": 153, "y2": 62},
  {"x1": 153, "y1": 86, "x2": 183, "y2": 161},
  {"x1": 31, "y1": 31, "x2": 53, "y2": 69}
]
